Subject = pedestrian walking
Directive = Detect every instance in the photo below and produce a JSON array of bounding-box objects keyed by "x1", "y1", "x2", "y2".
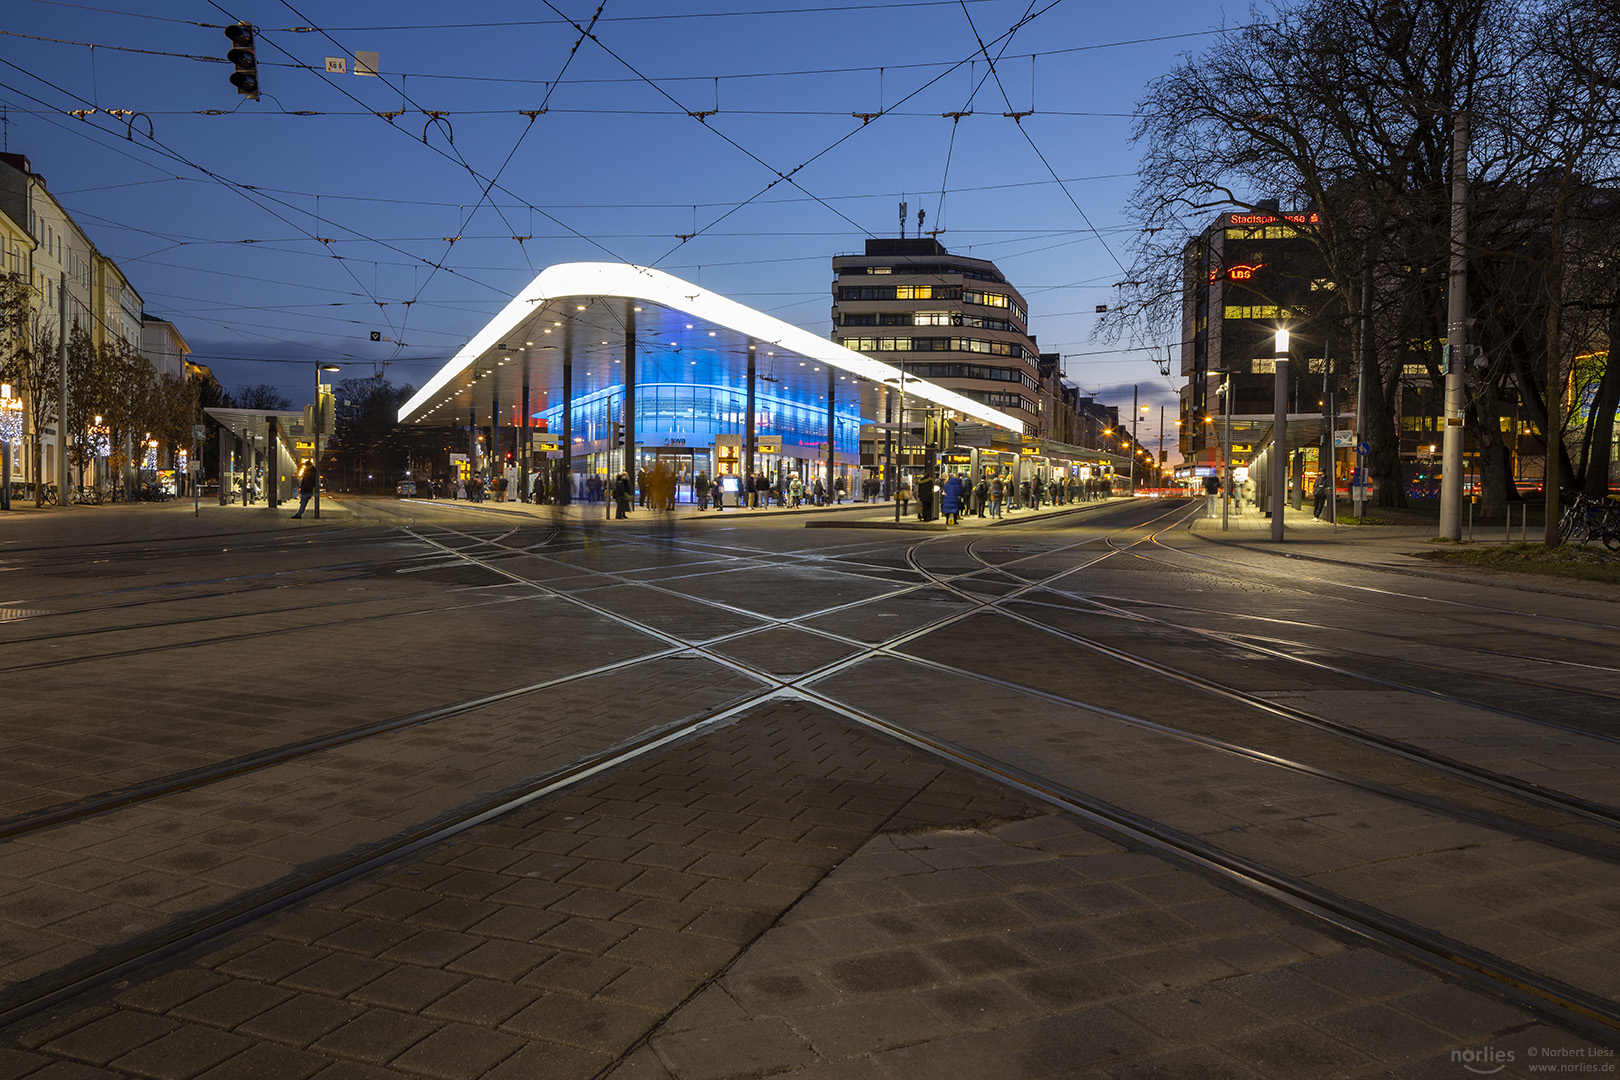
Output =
[
  {"x1": 834, "y1": 475, "x2": 846, "y2": 503},
  {"x1": 695, "y1": 470, "x2": 711, "y2": 510},
  {"x1": 1313, "y1": 474, "x2": 1330, "y2": 519},
  {"x1": 290, "y1": 463, "x2": 318, "y2": 518},
  {"x1": 975, "y1": 477, "x2": 988, "y2": 517},
  {"x1": 989, "y1": 474, "x2": 1004, "y2": 518},
  {"x1": 789, "y1": 475, "x2": 804, "y2": 507}
]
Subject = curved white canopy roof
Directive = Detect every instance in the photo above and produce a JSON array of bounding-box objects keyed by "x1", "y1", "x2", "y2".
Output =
[{"x1": 398, "y1": 261, "x2": 1025, "y2": 433}]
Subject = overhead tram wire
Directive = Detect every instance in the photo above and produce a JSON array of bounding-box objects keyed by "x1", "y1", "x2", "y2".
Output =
[
  {"x1": 0, "y1": 23, "x2": 1239, "y2": 96},
  {"x1": 238, "y1": 0, "x2": 642, "y2": 369},
  {"x1": 0, "y1": 61, "x2": 505, "y2": 325},
  {"x1": 534, "y1": 0, "x2": 873, "y2": 255},
  {"x1": 339, "y1": 2, "x2": 607, "y2": 331},
  {"x1": 0, "y1": 72, "x2": 523, "y2": 365},
  {"x1": 19, "y1": 0, "x2": 1011, "y2": 31},
  {"x1": 0, "y1": 73, "x2": 409, "y2": 363},
  {"x1": 53, "y1": 171, "x2": 1135, "y2": 214},
  {"x1": 634, "y1": 0, "x2": 1068, "y2": 269}
]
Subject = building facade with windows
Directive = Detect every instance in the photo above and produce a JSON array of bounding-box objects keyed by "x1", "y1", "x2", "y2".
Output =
[
  {"x1": 0, "y1": 151, "x2": 152, "y2": 496},
  {"x1": 831, "y1": 238, "x2": 1043, "y2": 434}
]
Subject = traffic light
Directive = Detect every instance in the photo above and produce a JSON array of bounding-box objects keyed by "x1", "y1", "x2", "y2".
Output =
[
  {"x1": 224, "y1": 22, "x2": 260, "y2": 100},
  {"x1": 610, "y1": 421, "x2": 624, "y2": 448}
]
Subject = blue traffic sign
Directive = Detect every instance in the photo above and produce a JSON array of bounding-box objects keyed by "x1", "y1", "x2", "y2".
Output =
[{"x1": 1355, "y1": 441, "x2": 1370, "y2": 456}]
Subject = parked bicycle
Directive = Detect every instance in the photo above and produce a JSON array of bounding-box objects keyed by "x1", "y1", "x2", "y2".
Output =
[{"x1": 1557, "y1": 491, "x2": 1620, "y2": 551}]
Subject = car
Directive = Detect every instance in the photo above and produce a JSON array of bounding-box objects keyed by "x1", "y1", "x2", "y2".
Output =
[{"x1": 396, "y1": 480, "x2": 417, "y2": 498}]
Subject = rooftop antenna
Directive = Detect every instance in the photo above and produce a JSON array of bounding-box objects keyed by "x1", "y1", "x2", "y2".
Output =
[{"x1": 899, "y1": 200, "x2": 907, "y2": 239}]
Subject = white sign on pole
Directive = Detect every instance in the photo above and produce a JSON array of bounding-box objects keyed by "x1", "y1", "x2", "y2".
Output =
[
  {"x1": 354, "y1": 51, "x2": 380, "y2": 76},
  {"x1": 1333, "y1": 429, "x2": 1356, "y2": 448},
  {"x1": 324, "y1": 57, "x2": 347, "y2": 74}
]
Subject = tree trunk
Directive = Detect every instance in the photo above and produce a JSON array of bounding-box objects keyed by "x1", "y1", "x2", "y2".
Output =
[
  {"x1": 1368, "y1": 364, "x2": 1407, "y2": 508},
  {"x1": 1580, "y1": 303, "x2": 1620, "y2": 500},
  {"x1": 1471, "y1": 380, "x2": 1510, "y2": 520}
]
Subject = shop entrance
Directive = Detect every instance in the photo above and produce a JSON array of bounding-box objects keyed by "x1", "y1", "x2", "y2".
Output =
[{"x1": 636, "y1": 447, "x2": 711, "y2": 504}]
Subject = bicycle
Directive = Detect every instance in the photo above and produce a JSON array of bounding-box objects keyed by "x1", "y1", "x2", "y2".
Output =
[{"x1": 1557, "y1": 492, "x2": 1620, "y2": 551}]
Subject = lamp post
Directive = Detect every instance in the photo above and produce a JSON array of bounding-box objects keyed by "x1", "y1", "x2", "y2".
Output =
[
  {"x1": 314, "y1": 363, "x2": 340, "y2": 518},
  {"x1": 1271, "y1": 328, "x2": 1289, "y2": 542}
]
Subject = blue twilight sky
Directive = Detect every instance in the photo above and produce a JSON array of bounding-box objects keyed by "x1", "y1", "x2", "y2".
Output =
[{"x1": 0, "y1": 0, "x2": 1241, "y2": 446}]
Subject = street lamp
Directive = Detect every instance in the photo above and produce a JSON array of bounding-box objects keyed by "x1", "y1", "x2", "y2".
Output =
[
  {"x1": 1271, "y1": 328, "x2": 1289, "y2": 542},
  {"x1": 314, "y1": 363, "x2": 340, "y2": 518}
]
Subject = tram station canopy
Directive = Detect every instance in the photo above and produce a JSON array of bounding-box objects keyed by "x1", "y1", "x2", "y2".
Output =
[{"x1": 397, "y1": 262, "x2": 1026, "y2": 433}]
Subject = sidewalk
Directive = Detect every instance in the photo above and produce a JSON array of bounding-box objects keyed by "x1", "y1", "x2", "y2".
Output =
[
  {"x1": 1186, "y1": 497, "x2": 1439, "y2": 564},
  {"x1": 392, "y1": 494, "x2": 1124, "y2": 530}
]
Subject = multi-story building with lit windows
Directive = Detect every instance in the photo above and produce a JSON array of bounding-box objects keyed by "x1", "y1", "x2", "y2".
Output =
[
  {"x1": 831, "y1": 238, "x2": 1043, "y2": 434},
  {"x1": 1180, "y1": 202, "x2": 1334, "y2": 474}
]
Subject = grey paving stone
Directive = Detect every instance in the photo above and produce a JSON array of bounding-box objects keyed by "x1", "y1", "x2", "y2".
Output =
[
  {"x1": 1124, "y1": 988, "x2": 1270, "y2": 1041},
  {"x1": 421, "y1": 979, "x2": 540, "y2": 1024},
  {"x1": 169, "y1": 980, "x2": 296, "y2": 1029},
  {"x1": 41, "y1": 1012, "x2": 178, "y2": 1066},
  {"x1": 826, "y1": 948, "x2": 946, "y2": 994},
  {"x1": 503, "y1": 995, "x2": 660, "y2": 1054},
  {"x1": 1292, "y1": 950, "x2": 1437, "y2": 999},
  {"x1": 110, "y1": 1023, "x2": 255, "y2": 1080},
  {"x1": 483, "y1": 1043, "x2": 615, "y2": 1080},
  {"x1": 1307, "y1": 1004, "x2": 1456, "y2": 1059},
  {"x1": 387, "y1": 1022, "x2": 525, "y2": 1080},
  {"x1": 1218, "y1": 1022, "x2": 1372, "y2": 1079},
  {"x1": 236, "y1": 993, "x2": 364, "y2": 1045},
  {"x1": 309, "y1": 1008, "x2": 438, "y2": 1065},
  {"x1": 521, "y1": 951, "x2": 629, "y2": 996},
  {"x1": 280, "y1": 953, "x2": 393, "y2": 998},
  {"x1": 111, "y1": 969, "x2": 231, "y2": 1014},
  {"x1": 187, "y1": 1042, "x2": 329, "y2": 1080},
  {"x1": 347, "y1": 966, "x2": 465, "y2": 1012},
  {"x1": 1106, "y1": 1046, "x2": 1266, "y2": 1080},
  {"x1": 1010, "y1": 962, "x2": 1137, "y2": 1010},
  {"x1": 786, "y1": 994, "x2": 951, "y2": 1057},
  {"x1": 871, "y1": 1029, "x2": 1045, "y2": 1080},
  {"x1": 652, "y1": 1018, "x2": 818, "y2": 1080}
]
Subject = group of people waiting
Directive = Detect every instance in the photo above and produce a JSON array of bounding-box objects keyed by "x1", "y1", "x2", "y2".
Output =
[
  {"x1": 896, "y1": 471, "x2": 1109, "y2": 523},
  {"x1": 690, "y1": 471, "x2": 851, "y2": 510}
]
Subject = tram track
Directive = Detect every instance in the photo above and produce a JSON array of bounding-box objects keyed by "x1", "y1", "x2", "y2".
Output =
[
  {"x1": 4, "y1": 498, "x2": 1619, "y2": 1047},
  {"x1": 0, "y1": 503, "x2": 1153, "y2": 1019},
  {"x1": 891, "y1": 515, "x2": 1620, "y2": 834}
]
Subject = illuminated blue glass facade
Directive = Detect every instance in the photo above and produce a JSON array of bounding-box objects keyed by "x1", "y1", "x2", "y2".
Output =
[{"x1": 537, "y1": 384, "x2": 863, "y2": 456}]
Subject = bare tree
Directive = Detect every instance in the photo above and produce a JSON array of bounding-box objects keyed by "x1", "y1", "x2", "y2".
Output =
[
  {"x1": 0, "y1": 271, "x2": 59, "y2": 505},
  {"x1": 232, "y1": 383, "x2": 293, "y2": 411},
  {"x1": 1103, "y1": 0, "x2": 1518, "y2": 510}
]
